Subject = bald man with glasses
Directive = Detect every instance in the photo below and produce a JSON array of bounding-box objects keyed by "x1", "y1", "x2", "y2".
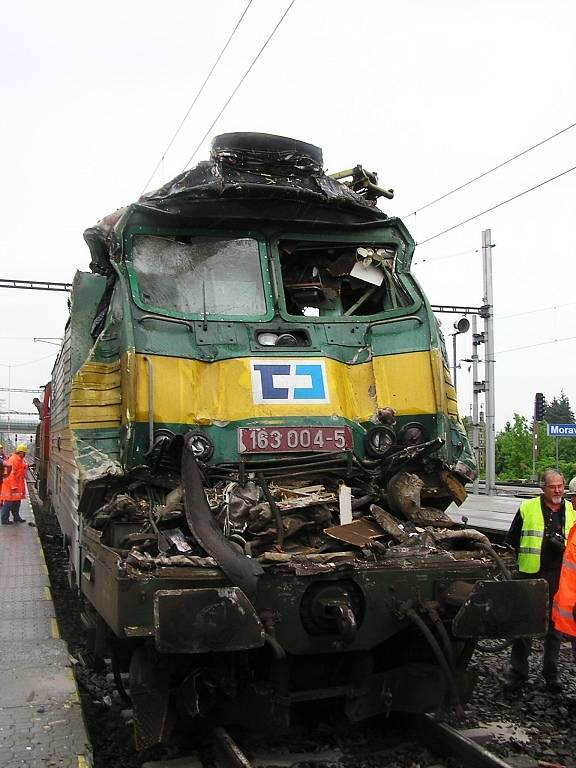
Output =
[{"x1": 503, "y1": 469, "x2": 576, "y2": 694}]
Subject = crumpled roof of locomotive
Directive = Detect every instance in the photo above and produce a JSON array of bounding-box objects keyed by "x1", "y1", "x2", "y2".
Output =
[{"x1": 83, "y1": 133, "x2": 389, "y2": 274}]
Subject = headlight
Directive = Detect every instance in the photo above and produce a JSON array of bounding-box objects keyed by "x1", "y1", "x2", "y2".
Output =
[
  {"x1": 257, "y1": 332, "x2": 279, "y2": 346},
  {"x1": 398, "y1": 422, "x2": 428, "y2": 446},
  {"x1": 185, "y1": 431, "x2": 214, "y2": 461},
  {"x1": 276, "y1": 333, "x2": 299, "y2": 346},
  {"x1": 364, "y1": 426, "x2": 395, "y2": 458}
]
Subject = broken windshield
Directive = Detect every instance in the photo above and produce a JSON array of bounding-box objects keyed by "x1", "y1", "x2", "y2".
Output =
[
  {"x1": 278, "y1": 241, "x2": 412, "y2": 318},
  {"x1": 130, "y1": 235, "x2": 267, "y2": 317}
]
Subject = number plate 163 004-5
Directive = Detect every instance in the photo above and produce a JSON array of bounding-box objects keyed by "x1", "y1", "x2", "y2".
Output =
[{"x1": 237, "y1": 426, "x2": 352, "y2": 454}]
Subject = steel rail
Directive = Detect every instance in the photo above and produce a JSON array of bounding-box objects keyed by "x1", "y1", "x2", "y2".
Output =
[
  {"x1": 413, "y1": 713, "x2": 515, "y2": 768},
  {"x1": 208, "y1": 717, "x2": 515, "y2": 768},
  {"x1": 212, "y1": 727, "x2": 253, "y2": 768}
]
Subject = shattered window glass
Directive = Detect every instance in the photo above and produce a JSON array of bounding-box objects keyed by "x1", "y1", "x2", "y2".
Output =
[
  {"x1": 131, "y1": 235, "x2": 267, "y2": 316},
  {"x1": 279, "y1": 241, "x2": 411, "y2": 318}
]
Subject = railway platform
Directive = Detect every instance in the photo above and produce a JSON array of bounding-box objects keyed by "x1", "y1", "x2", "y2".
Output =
[
  {"x1": 0, "y1": 498, "x2": 92, "y2": 767},
  {"x1": 447, "y1": 492, "x2": 519, "y2": 536}
]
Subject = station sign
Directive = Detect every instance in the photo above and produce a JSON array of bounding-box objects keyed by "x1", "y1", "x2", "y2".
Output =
[{"x1": 547, "y1": 423, "x2": 576, "y2": 437}]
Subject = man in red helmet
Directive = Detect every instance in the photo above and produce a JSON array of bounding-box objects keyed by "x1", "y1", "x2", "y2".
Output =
[{"x1": 0, "y1": 443, "x2": 28, "y2": 524}]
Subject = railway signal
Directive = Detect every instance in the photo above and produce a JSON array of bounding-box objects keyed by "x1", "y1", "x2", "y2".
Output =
[
  {"x1": 531, "y1": 392, "x2": 546, "y2": 480},
  {"x1": 534, "y1": 392, "x2": 545, "y2": 422}
]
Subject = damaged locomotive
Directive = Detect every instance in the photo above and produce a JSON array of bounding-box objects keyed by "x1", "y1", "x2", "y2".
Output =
[{"x1": 35, "y1": 133, "x2": 547, "y2": 748}]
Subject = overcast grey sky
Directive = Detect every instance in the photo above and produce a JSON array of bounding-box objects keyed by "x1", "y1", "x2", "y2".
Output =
[{"x1": 1, "y1": 0, "x2": 575, "y2": 431}]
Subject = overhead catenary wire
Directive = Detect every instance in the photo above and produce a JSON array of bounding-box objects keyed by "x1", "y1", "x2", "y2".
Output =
[
  {"x1": 403, "y1": 120, "x2": 576, "y2": 219},
  {"x1": 497, "y1": 335, "x2": 576, "y2": 355},
  {"x1": 496, "y1": 301, "x2": 576, "y2": 320},
  {"x1": 417, "y1": 163, "x2": 576, "y2": 246},
  {"x1": 412, "y1": 247, "x2": 478, "y2": 266},
  {"x1": 182, "y1": 0, "x2": 297, "y2": 172},
  {"x1": 140, "y1": 0, "x2": 255, "y2": 196},
  {"x1": 0, "y1": 353, "x2": 57, "y2": 368}
]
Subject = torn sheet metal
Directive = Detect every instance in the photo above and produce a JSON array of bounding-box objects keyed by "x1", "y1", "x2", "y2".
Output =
[
  {"x1": 85, "y1": 463, "x2": 497, "y2": 583},
  {"x1": 162, "y1": 529, "x2": 193, "y2": 553},
  {"x1": 324, "y1": 519, "x2": 385, "y2": 547},
  {"x1": 370, "y1": 504, "x2": 411, "y2": 544},
  {"x1": 125, "y1": 550, "x2": 217, "y2": 571},
  {"x1": 387, "y1": 471, "x2": 454, "y2": 527}
]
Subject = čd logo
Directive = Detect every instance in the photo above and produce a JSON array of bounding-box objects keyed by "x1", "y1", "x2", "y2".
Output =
[{"x1": 250, "y1": 360, "x2": 329, "y2": 404}]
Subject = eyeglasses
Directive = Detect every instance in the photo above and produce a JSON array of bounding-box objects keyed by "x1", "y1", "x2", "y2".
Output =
[{"x1": 544, "y1": 484, "x2": 564, "y2": 490}]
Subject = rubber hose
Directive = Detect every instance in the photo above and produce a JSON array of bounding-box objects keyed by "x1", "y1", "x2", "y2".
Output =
[
  {"x1": 424, "y1": 604, "x2": 456, "y2": 670},
  {"x1": 404, "y1": 606, "x2": 462, "y2": 716}
]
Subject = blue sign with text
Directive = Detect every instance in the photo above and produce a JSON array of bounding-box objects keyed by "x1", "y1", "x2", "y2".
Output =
[{"x1": 547, "y1": 424, "x2": 576, "y2": 437}]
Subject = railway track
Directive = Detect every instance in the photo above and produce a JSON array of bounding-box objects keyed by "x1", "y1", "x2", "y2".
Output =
[{"x1": 140, "y1": 717, "x2": 519, "y2": 768}]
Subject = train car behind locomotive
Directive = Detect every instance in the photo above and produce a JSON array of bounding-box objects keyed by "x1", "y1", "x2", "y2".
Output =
[{"x1": 36, "y1": 133, "x2": 547, "y2": 748}]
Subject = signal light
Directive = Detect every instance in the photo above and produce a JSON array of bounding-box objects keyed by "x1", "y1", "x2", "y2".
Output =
[{"x1": 534, "y1": 392, "x2": 545, "y2": 422}]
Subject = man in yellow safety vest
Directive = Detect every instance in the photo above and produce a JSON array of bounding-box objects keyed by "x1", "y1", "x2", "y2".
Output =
[{"x1": 503, "y1": 469, "x2": 576, "y2": 694}]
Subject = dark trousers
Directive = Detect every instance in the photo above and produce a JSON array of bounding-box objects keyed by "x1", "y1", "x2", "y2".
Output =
[
  {"x1": 1, "y1": 500, "x2": 22, "y2": 523},
  {"x1": 509, "y1": 567, "x2": 563, "y2": 682},
  {"x1": 509, "y1": 629, "x2": 562, "y2": 682}
]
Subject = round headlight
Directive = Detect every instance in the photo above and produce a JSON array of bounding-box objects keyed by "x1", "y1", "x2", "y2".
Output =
[
  {"x1": 276, "y1": 333, "x2": 299, "y2": 346},
  {"x1": 185, "y1": 431, "x2": 214, "y2": 461},
  {"x1": 364, "y1": 426, "x2": 395, "y2": 458},
  {"x1": 398, "y1": 422, "x2": 428, "y2": 447},
  {"x1": 257, "y1": 332, "x2": 279, "y2": 346}
]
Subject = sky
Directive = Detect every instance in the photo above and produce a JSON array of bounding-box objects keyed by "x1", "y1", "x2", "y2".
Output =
[{"x1": 1, "y1": 0, "x2": 575, "y2": 437}]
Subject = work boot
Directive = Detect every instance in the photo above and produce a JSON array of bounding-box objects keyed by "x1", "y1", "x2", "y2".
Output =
[
  {"x1": 503, "y1": 673, "x2": 527, "y2": 693},
  {"x1": 544, "y1": 678, "x2": 563, "y2": 694}
]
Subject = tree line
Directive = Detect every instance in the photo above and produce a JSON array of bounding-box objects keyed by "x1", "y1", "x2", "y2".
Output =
[{"x1": 494, "y1": 391, "x2": 576, "y2": 481}]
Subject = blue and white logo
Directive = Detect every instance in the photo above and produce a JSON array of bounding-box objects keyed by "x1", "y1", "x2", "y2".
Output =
[{"x1": 250, "y1": 360, "x2": 329, "y2": 404}]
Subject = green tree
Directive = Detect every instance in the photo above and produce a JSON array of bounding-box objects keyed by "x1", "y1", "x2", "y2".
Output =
[
  {"x1": 495, "y1": 414, "x2": 533, "y2": 479},
  {"x1": 543, "y1": 390, "x2": 575, "y2": 424},
  {"x1": 495, "y1": 403, "x2": 576, "y2": 482}
]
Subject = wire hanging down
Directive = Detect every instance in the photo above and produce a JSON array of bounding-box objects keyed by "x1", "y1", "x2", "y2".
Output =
[
  {"x1": 412, "y1": 247, "x2": 478, "y2": 266},
  {"x1": 403, "y1": 119, "x2": 576, "y2": 219},
  {"x1": 182, "y1": 0, "x2": 297, "y2": 172},
  {"x1": 140, "y1": 0, "x2": 254, "y2": 195},
  {"x1": 417, "y1": 164, "x2": 576, "y2": 245}
]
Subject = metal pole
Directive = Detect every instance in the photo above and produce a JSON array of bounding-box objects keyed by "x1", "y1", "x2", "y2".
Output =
[
  {"x1": 471, "y1": 315, "x2": 479, "y2": 495},
  {"x1": 452, "y1": 333, "x2": 458, "y2": 392},
  {"x1": 556, "y1": 437, "x2": 559, "y2": 467},
  {"x1": 482, "y1": 229, "x2": 496, "y2": 495},
  {"x1": 531, "y1": 421, "x2": 538, "y2": 481}
]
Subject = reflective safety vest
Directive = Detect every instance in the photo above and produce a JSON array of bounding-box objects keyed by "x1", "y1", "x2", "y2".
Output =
[
  {"x1": 552, "y1": 525, "x2": 576, "y2": 636},
  {"x1": 517, "y1": 495, "x2": 576, "y2": 574}
]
